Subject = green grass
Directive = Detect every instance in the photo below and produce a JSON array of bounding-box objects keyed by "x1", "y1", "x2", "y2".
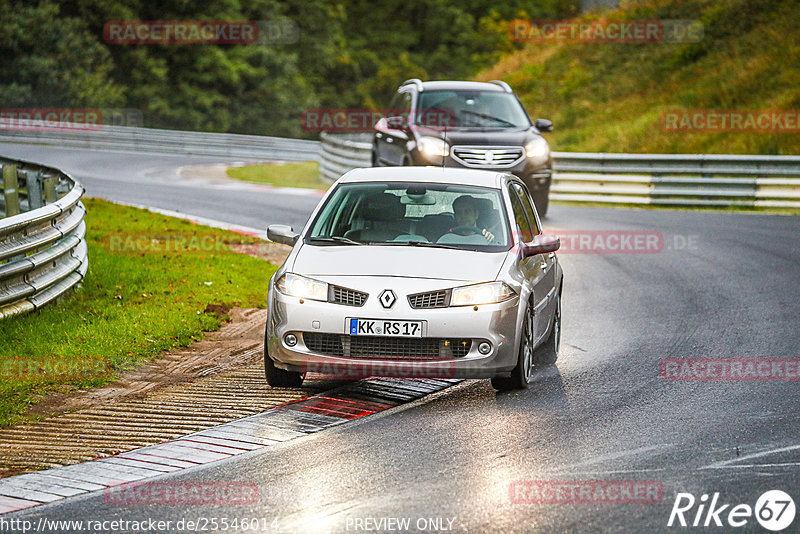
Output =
[
  {"x1": 0, "y1": 198, "x2": 277, "y2": 427},
  {"x1": 480, "y1": 0, "x2": 800, "y2": 155},
  {"x1": 226, "y1": 161, "x2": 331, "y2": 190}
]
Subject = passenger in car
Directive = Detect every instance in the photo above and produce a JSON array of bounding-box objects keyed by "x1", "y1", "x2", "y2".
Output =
[
  {"x1": 344, "y1": 192, "x2": 407, "y2": 242},
  {"x1": 418, "y1": 213, "x2": 454, "y2": 241},
  {"x1": 474, "y1": 197, "x2": 502, "y2": 234}
]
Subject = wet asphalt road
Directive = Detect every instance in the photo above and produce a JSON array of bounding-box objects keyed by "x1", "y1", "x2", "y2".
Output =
[
  {"x1": 2, "y1": 142, "x2": 799, "y2": 533},
  {"x1": 0, "y1": 142, "x2": 320, "y2": 232}
]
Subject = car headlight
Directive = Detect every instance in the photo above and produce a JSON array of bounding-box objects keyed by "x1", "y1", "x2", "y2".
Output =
[
  {"x1": 451, "y1": 282, "x2": 516, "y2": 306},
  {"x1": 276, "y1": 273, "x2": 328, "y2": 301},
  {"x1": 418, "y1": 136, "x2": 450, "y2": 157},
  {"x1": 525, "y1": 137, "x2": 549, "y2": 158}
]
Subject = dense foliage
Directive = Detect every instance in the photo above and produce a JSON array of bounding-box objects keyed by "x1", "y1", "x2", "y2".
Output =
[{"x1": 0, "y1": 0, "x2": 572, "y2": 137}]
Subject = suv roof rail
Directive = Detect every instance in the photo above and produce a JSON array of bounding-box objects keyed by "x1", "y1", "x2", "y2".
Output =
[
  {"x1": 401, "y1": 78, "x2": 424, "y2": 92},
  {"x1": 489, "y1": 80, "x2": 512, "y2": 93}
]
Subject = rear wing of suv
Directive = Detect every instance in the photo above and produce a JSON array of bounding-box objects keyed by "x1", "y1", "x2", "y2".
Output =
[
  {"x1": 401, "y1": 78, "x2": 512, "y2": 93},
  {"x1": 489, "y1": 80, "x2": 512, "y2": 93},
  {"x1": 401, "y1": 78, "x2": 424, "y2": 92}
]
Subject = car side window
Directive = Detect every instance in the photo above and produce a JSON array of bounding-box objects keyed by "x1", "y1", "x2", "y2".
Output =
[
  {"x1": 388, "y1": 91, "x2": 403, "y2": 112},
  {"x1": 511, "y1": 182, "x2": 541, "y2": 235},
  {"x1": 401, "y1": 92, "x2": 412, "y2": 113},
  {"x1": 388, "y1": 91, "x2": 411, "y2": 118},
  {"x1": 508, "y1": 186, "x2": 534, "y2": 243}
]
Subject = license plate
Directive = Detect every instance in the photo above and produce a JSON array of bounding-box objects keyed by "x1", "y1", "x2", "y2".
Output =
[{"x1": 348, "y1": 318, "x2": 424, "y2": 337}]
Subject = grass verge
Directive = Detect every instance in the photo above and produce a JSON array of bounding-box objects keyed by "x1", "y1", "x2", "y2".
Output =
[
  {"x1": 226, "y1": 161, "x2": 330, "y2": 190},
  {"x1": 0, "y1": 198, "x2": 277, "y2": 427},
  {"x1": 480, "y1": 0, "x2": 800, "y2": 155}
]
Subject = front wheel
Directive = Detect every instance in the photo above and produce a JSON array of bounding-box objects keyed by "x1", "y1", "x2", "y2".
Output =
[
  {"x1": 533, "y1": 293, "x2": 560, "y2": 366},
  {"x1": 491, "y1": 303, "x2": 535, "y2": 391},
  {"x1": 532, "y1": 188, "x2": 550, "y2": 218},
  {"x1": 264, "y1": 346, "x2": 304, "y2": 388}
]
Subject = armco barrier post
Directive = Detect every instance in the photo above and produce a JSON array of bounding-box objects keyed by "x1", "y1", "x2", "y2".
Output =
[
  {"x1": 27, "y1": 169, "x2": 45, "y2": 210},
  {"x1": 43, "y1": 175, "x2": 57, "y2": 203},
  {"x1": 2, "y1": 164, "x2": 21, "y2": 217}
]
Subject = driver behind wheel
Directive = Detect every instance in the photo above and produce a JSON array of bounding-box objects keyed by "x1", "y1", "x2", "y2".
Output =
[{"x1": 450, "y1": 195, "x2": 495, "y2": 242}]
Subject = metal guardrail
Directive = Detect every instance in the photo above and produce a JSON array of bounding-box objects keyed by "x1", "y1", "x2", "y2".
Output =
[
  {"x1": 0, "y1": 157, "x2": 88, "y2": 320},
  {"x1": 319, "y1": 133, "x2": 800, "y2": 209},
  {"x1": 319, "y1": 133, "x2": 372, "y2": 182},
  {"x1": 0, "y1": 124, "x2": 321, "y2": 162},
  {"x1": 4, "y1": 125, "x2": 798, "y2": 209},
  {"x1": 551, "y1": 153, "x2": 800, "y2": 208}
]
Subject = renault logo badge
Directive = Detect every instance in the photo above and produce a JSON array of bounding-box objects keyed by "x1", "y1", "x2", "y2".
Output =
[{"x1": 379, "y1": 289, "x2": 396, "y2": 309}]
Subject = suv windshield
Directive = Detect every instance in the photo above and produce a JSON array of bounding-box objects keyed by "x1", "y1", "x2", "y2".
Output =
[
  {"x1": 415, "y1": 90, "x2": 531, "y2": 129},
  {"x1": 307, "y1": 182, "x2": 510, "y2": 251}
]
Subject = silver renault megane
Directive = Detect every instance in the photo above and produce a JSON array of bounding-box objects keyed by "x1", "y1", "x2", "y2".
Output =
[{"x1": 265, "y1": 166, "x2": 563, "y2": 391}]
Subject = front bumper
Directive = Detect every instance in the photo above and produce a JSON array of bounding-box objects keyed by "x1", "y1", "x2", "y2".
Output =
[
  {"x1": 415, "y1": 152, "x2": 552, "y2": 192},
  {"x1": 267, "y1": 276, "x2": 522, "y2": 379}
]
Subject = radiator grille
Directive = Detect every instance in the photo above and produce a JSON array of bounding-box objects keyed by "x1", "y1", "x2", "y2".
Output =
[
  {"x1": 350, "y1": 336, "x2": 441, "y2": 359},
  {"x1": 302, "y1": 333, "x2": 471, "y2": 359},
  {"x1": 329, "y1": 285, "x2": 368, "y2": 307},
  {"x1": 408, "y1": 290, "x2": 449, "y2": 309},
  {"x1": 452, "y1": 146, "x2": 524, "y2": 168}
]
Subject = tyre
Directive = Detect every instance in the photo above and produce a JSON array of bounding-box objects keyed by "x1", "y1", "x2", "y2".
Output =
[
  {"x1": 264, "y1": 343, "x2": 304, "y2": 388},
  {"x1": 532, "y1": 188, "x2": 550, "y2": 218},
  {"x1": 490, "y1": 374, "x2": 514, "y2": 391},
  {"x1": 533, "y1": 293, "x2": 560, "y2": 366},
  {"x1": 491, "y1": 303, "x2": 535, "y2": 391}
]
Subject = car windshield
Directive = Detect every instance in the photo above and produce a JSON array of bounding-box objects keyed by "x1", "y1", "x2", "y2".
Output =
[
  {"x1": 414, "y1": 90, "x2": 531, "y2": 129},
  {"x1": 307, "y1": 182, "x2": 511, "y2": 251}
]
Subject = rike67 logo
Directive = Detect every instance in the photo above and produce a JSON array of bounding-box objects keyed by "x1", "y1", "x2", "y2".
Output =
[{"x1": 668, "y1": 490, "x2": 795, "y2": 531}]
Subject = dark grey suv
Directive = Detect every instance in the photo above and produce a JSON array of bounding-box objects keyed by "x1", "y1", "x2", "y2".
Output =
[{"x1": 372, "y1": 79, "x2": 554, "y2": 216}]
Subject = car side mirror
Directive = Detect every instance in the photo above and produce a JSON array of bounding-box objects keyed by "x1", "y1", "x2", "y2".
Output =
[
  {"x1": 534, "y1": 119, "x2": 553, "y2": 133},
  {"x1": 523, "y1": 234, "x2": 560, "y2": 256},
  {"x1": 267, "y1": 224, "x2": 300, "y2": 246},
  {"x1": 386, "y1": 115, "x2": 407, "y2": 130}
]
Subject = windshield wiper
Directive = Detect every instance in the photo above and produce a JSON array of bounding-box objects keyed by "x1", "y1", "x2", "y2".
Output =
[
  {"x1": 460, "y1": 110, "x2": 516, "y2": 127},
  {"x1": 378, "y1": 240, "x2": 463, "y2": 250},
  {"x1": 308, "y1": 236, "x2": 363, "y2": 245}
]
